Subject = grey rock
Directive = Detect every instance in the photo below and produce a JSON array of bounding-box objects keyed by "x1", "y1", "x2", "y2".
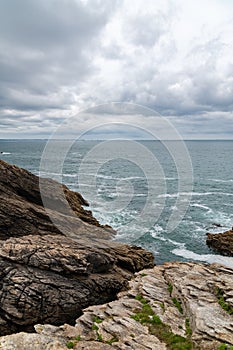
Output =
[{"x1": 30, "y1": 262, "x2": 233, "y2": 350}]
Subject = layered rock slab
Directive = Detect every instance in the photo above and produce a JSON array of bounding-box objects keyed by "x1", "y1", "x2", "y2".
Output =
[
  {"x1": 13, "y1": 262, "x2": 232, "y2": 350},
  {"x1": 0, "y1": 234, "x2": 153, "y2": 335}
]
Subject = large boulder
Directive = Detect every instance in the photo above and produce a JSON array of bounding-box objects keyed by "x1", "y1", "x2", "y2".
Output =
[
  {"x1": 0, "y1": 160, "x2": 154, "y2": 334},
  {"x1": 207, "y1": 229, "x2": 233, "y2": 256}
]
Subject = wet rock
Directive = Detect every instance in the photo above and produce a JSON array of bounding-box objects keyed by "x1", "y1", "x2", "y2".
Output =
[{"x1": 207, "y1": 229, "x2": 233, "y2": 256}]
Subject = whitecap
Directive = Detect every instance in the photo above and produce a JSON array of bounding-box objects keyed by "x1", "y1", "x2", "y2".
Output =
[
  {"x1": 150, "y1": 225, "x2": 164, "y2": 237},
  {"x1": 170, "y1": 205, "x2": 178, "y2": 211},
  {"x1": 158, "y1": 193, "x2": 178, "y2": 198},
  {"x1": 191, "y1": 203, "x2": 212, "y2": 212},
  {"x1": 158, "y1": 191, "x2": 232, "y2": 199},
  {"x1": 216, "y1": 192, "x2": 233, "y2": 196},
  {"x1": 209, "y1": 178, "x2": 233, "y2": 183},
  {"x1": 62, "y1": 174, "x2": 78, "y2": 178},
  {"x1": 151, "y1": 232, "x2": 185, "y2": 249},
  {"x1": 172, "y1": 248, "x2": 233, "y2": 268}
]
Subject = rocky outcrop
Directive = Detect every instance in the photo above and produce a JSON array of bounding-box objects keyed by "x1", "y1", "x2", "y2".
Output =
[
  {"x1": 1, "y1": 262, "x2": 232, "y2": 349},
  {"x1": 0, "y1": 160, "x2": 154, "y2": 335},
  {"x1": 207, "y1": 229, "x2": 233, "y2": 256},
  {"x1": 0, "y1": 159, "x2": 113, "y2": 240}
]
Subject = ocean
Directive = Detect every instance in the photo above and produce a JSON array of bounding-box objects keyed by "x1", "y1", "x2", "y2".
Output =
[{"x1": 1, "y1": 139, "x2": 233, "y2": 267}]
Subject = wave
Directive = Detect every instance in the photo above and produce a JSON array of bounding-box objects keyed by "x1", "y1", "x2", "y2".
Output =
[
  {"x1": 158, "y1": 191, "x2": 233, "y2": 198},
  {"x1": 39, "y1": 171, "x2": 78, "y2": 178},
  {"x1": 1, "y1": 152, "x2": 11, "y2": 155},
  {"x1": 62, "y1": 174, "x2": 78, "y2": 178},
  {"x1": 39, "y1": 171, "x2": 62, "y2": 177},
  {"x1": 157, "y1": 192, "x2": 212, "y2": 198},
  {"x1": 209, "y1": 178, "x2": 233, "y2": 183},
  {"x1": 153, "y1": 235, "x2": 186, "y2": 249},
  {"x1": 150, "y1": 225, "x2": 164, "y2": 237},
  {"x1": 172, "y1": 247, "x2": 233, "y2": 268},
  {"x1": 191, "y1": 203, "x2": 212, "y2": 211},
  {"x1": 77, "y1": 183, "x2": 95, "y2": 188}
]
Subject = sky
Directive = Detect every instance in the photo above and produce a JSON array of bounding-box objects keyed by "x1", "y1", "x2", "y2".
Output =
[{"x1": 0, "y1": 0, "x2": 233, "y2": 139}]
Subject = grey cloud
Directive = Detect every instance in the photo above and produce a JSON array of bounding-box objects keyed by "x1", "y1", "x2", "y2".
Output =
[
  {"x1": 0, "y1": 0, "x2": 232, "y2": 139},
  {"x1": 0, "y1": 0, "x2": 110, "y2": 49},
  {"x1": 0, "y1": 0, "x2": 117, "y2": 116}
]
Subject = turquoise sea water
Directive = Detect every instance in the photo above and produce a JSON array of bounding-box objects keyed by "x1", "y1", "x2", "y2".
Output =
[{"x1": 1, "y1": 139, "x2": 233, "y2": 267}]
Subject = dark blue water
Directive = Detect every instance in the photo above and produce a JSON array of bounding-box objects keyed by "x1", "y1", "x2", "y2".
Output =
[{"x1": 1, "y1": 139, "x2": 233, "y2": 267}]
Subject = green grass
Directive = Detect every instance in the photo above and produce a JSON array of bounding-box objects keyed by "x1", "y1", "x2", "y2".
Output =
[
  {"x1": 135, "y1": 294, "x2": 149, "y2": 304},
  {"x1": 97, "y1": 332, "x2": 103, "y2": 342},
  {"x1": 168, "y1": 283, "x2": 173, "y2": 296},
  {"x1": 185, "y1": 319, "x2": 192, "y2": 337},
  {"x1": 93, "y1": 315, "x2": 103, "y2": 323},
  {"x1": 66, "y1": 335, "x2": 82, "y2": 348},
  {"x1": 172, "y1": 297, "x2": 184, "y2": 314},
  {"x1": 215, "y1": 288, "x2": 233, "y2": 315},
  {"x1": 216, "y1": 344, "x2": 233, "y2": 350},
  {"x1": 92, "y1": 324, "x2": 99, "y2": 331},
  {"x1": 140, "y1": 273, "x2": 148, "y2": 277},
  {"x1": 74, "y1": 335, "x2": 81, "y2": 341},
  {"x1": 160, "y1": 302, "x2": 165, "y2": 312},
  {"x1": 106, "y1": 336, "x2": 119, "y2": 345},
  {"x1": 131, "y1": 294, "x2": 195, "y2": 350}
]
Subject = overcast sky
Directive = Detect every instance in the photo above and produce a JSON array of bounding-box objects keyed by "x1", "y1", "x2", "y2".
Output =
[{"x1": 0, "y1": 0, "x2": 233, "y2": 139}]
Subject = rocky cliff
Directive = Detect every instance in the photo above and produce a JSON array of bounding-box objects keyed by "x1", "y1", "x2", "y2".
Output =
[
  {"x1": 0, "y1": 160, "x2": 154, "y2": 335},
  {"x1": 1, "y1": 159, "x2": 233, "y2": 349},
  {"x1": 1, "y1": 262, "x2": 233, "y2": 349},
  {"x1": 0, "y1": 159, "x2": 113, "y2": 240},
  {"x1": 207, "y1": 229, "x2": 233, "y2": 256}
]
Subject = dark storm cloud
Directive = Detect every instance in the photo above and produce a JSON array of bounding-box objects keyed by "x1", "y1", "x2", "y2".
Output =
[{"x1": 0, "y1": 0, "x2": 115, "y2": 115}]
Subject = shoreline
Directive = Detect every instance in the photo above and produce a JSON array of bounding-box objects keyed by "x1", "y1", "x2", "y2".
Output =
[{"x1": 0, "y1": 160, "x2": 232, "y2": 349}]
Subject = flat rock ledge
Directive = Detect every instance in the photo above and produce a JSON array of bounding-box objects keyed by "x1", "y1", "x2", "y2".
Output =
[
  {"x1": 1, "y1": 262, "x2": 233, "y2": 350},
  {"x1": 207, "y1": 229, "x2": 233, "y2": 256}
]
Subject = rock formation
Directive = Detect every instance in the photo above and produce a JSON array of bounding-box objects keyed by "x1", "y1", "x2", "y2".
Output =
[
  {"x1": 207, "y1": 229, "x2": 233, "y2": 256},
  {"x1": 0, "y1": 160, "x2": 154, "y2": 335},
  {"x1": 1, "y1": 159, "x2": 233, "y2": 349},
  {"x1": 1, "y1": 262, "x2": 233, "y2": 349},
  {"x1": 0, "y1": 159, "x2": 113, "y2": 240}
]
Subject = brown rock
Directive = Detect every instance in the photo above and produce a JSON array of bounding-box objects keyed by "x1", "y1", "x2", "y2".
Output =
[
  {"x1": 0, "y1": 236, "x2": 153, "y2": 335},
  {"x1": 207, "y1": 229, "x2": 233, "y2": 256},
  {"x1": 0, "y1": 159, "x2": 113, "y2": 240},
  {"x1": 0, "y1": 160, "x2": 155, "y2": 335}
]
